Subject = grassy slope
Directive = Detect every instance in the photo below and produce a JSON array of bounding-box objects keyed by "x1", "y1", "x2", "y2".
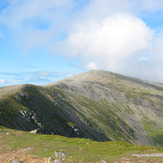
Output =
[
  {"x1": 48, "y1": 70, "x2": 163, "y2": 146},
  {"x1": 0, "y1": 70, "x2": 163, "y2": 146},
  {"x1": 0, "y1": 127, "x2": 163, "y2": 163},
  {"x1": 67, "y1": 88, "x2": 163, "y2": 146},
  {"x1": 0, "y1": 84, "x2": 109, "y2": 141}
]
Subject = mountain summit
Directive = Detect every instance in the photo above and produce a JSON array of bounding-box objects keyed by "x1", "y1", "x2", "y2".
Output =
[{"x1": 0, "y1": 70, "x2": 163, "y2": 146}]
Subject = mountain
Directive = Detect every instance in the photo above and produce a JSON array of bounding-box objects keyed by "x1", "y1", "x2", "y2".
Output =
[{"x1": 0, "y1": 70, "x2": 163, "y2": 146}]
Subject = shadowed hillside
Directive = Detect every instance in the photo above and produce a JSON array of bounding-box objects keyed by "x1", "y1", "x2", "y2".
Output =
[{"x1": 0, "y1": 70, "x2": 163, "y2": 146}]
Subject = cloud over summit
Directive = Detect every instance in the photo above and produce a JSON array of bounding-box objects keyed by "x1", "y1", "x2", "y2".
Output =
[
  {"x1": 0, "y1": 0, "x2": 163, "y2": 84},
  {"x1": 65, "y1": 14, "x2": 153, "y2": 70}
]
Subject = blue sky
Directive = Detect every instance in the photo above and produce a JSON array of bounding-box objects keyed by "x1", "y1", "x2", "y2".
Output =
[{"x1": 0, "y1": 0, "x2": 163, "y2": 87}]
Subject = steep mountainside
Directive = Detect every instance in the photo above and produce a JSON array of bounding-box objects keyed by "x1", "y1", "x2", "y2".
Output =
[{"x1": 0, "y1": 70, "x2": 163, "y2": 146}]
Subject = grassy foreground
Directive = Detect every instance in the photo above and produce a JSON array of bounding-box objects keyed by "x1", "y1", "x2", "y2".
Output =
[{"x1": 0, "y1": 127, "x2": 163, "y2": 163}]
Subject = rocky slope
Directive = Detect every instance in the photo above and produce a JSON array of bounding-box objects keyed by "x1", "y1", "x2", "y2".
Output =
[{"x1": 0, "y1": 70, "x2": 163, "y2": 146}]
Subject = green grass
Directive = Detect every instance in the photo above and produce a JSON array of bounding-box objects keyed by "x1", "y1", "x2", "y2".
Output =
[
  {"x1": 67, "y1": 122, "x2": 74, "y2": 127},
  {"x1": 0, "y1": 127, "x2": 163, "y2": 162},
  {"x1": 141, "y1": 116, "x2": 163, "y2": 147},
  {"x1": 150, "y1": 129, "x2": 163, "y2": 146},
  {"x1": 1, "y1": 81, "x2": 163, "y2": 154}
]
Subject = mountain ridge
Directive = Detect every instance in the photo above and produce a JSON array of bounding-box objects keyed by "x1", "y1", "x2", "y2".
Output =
[{"x1": 0, "y1": 70, "x2": 163, "y2": 146}]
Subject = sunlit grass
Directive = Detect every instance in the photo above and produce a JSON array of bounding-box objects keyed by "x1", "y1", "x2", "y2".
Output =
[{"x1": 0, "y1": 127, "x2": 163, "y2": 162}]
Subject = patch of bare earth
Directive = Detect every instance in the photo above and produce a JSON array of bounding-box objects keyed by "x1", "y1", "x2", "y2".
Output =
[
  {"x1": 0, "y1": 150, "x2": 47, "y2": 163},
  {"x1": 119, "y1": 157, "x2": 163, "y2": 163}
]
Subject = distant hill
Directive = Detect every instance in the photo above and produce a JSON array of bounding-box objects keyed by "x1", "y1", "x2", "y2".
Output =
[{"x1": 0, "y1": 70, "x2": 163, "y2": 146}]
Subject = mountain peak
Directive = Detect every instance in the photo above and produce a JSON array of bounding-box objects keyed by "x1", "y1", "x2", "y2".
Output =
[{"x1": 0, "y1": 70, "x2": 163, "y2": 146}]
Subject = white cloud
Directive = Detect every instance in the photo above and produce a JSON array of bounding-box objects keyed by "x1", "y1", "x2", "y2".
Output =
[
  {"x1": 0, "y1": 0, "x2": 163, "y2": 52},
  {"x1": 0, "y1": 0, "x2": 74, "y2": 50},
  {"x1": 67, "y1": 73, "x2": 73, "y2": 77},
  {"x1": 138, "y1": 0, "x2": 163, "y2": 12},
  {"x1": 85, "y1": 62, "x2": 97, "y2": 70},
  {"x1": 53, "y1": 12, "x2": 163, "y2": 82},
  {"x1": 138, "y1": 57, "x2": 149, "y2": 61},
  {"x1": 38, "y1": 72, "x2": 51, "y2": 76},
  {"x1": 65, "y1": 14, "x2": 153, "y2": 70},
  {"x1": 1, "y1": 0, "x2": 72, "y2": 27},
  {"x1": 75, "y1": 0, "x2": 163, "y2": 23},
  {"x1": 0, "y1": 0, "x2": 163, "y2": 82},
  {"x1": 0, "y1": 79, "x2": 6, "y2": 84}
]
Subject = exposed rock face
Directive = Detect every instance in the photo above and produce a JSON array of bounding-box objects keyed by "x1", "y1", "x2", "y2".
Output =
[{"x1": 0, "y1": 70, "x2": 163, "y2": 146}]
